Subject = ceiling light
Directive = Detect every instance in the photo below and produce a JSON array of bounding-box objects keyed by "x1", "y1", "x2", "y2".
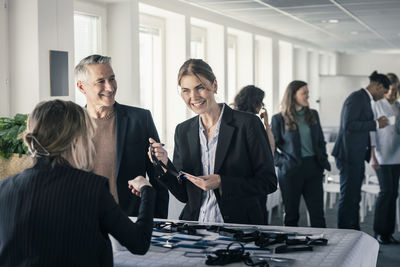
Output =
[
  {"x1": 350, "y1": 31, "x2": 358, "y2": 35},
  {"x1": 328, "y1": 19, "x2": 339, "y2": 23}
]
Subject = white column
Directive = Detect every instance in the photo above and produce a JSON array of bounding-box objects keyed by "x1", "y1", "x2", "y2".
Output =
[
  {"x1": 293, "y1": 46, "x2": 308, "y2": 81},
  {"x1": 0, "y1": 0, "x2": 10, "y2": 116},
  {"x1": 108, "y1": 0, "x2": 140, "y2": 107},
  {"x1": 272, "y1": 38, "x2": 280, "y2": 113},
  {"x1": 308, "y1": 50, "x2": 320, "y2": 110}
]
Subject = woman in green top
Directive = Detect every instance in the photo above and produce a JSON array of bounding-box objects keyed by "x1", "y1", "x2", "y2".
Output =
[{"x1": 271, "y1": 80, "x2": 330, "y2": 227}]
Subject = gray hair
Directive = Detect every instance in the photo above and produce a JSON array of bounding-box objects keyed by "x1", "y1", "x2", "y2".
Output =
[{"x1": 74, "y1": 54, "x2": 112, "y2": 82}]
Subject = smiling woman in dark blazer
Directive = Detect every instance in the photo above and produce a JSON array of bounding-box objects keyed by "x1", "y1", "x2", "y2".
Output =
[
  {"x1": 271, "y1": 80, "x2": 330, "y2": 227},
  {"x1": 149, "y1": 59, "x2": 277, "y2": 225},
  {"x1": 0, "y1": 100, "x2": 155, "y2": 266}
]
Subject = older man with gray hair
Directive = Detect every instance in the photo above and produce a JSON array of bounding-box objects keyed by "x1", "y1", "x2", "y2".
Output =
[{"x1": 75, "y1": 54, "x2": 168, "y2": 218}]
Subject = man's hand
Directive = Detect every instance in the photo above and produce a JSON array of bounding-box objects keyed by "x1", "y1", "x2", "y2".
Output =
[
  {"x1": 370, "y1": 148, "x2": 380, "y2": 170},
  {"x1": 377, "y1": 116, "x2": 389, "y2": 129},
  {"x1": 128, "y1": 176, "x2": 152, "y2": 197}
]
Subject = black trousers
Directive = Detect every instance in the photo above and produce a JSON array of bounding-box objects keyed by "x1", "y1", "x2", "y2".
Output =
[
  {"x1": 374, "y1": 164, "x2": 400, "y2": 236},
  {"x1": 278, "y1": 156, "x2": 326, "y2": 227},
  {"x1": 336, "y1": 159, "x2": 364, "y2": 230}
]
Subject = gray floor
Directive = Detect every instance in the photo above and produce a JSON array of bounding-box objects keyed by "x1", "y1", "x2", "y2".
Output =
[{"x1": 269, "y1": 195, "x2": 400, "y2": 267}]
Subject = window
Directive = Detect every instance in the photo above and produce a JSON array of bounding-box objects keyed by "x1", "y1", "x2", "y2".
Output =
[
  {"x1": 255, "y1": 36, "x2": 273, "y2": 112},
  {"x1": 279, "y1": 41, "x2": 293, "y2": 101},
  {"x1": 74, "y1": 12, "x2": 101, "y2": 106},
  {"x1": 227, "y1": 35, "x2": 237, "y2": 105},
  {"x1": 139, "y1": 14, "x2": 165, "y2": 141},
  {"x1": 190, "y1": 26, "x2": 207, "y2": 60}
]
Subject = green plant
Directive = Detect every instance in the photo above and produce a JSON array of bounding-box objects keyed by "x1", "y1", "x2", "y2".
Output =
[{"x1": 0, "y1": 114, "x2": 28, "y2": 159}]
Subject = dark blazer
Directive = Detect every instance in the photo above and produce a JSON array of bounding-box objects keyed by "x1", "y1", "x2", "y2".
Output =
[
  {"x1": 332, "y1": 89, "x2": 376, "y2": 163},
  {"x1": 159, "y1": 104, "x2": 277, "y2": 225},
  {"x1": 0, "y1": 159, "x2": 155, "y2": 267},
  {"x1": 114, "y1": 102, "x2": 168, "y2": 218},
  {"x1": 271, "y1": 109, "x2": 330, "y2": 175}
]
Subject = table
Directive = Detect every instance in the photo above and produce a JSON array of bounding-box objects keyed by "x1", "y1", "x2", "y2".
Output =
[{"x1": 112, "y1": 219, "x2": 378, "y2": 267}]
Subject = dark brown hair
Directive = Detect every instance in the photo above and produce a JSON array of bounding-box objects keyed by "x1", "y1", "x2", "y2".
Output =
[
  {"x1": 280, "y1": 80, "x2": 316, "y2": 131},
  {"x1": 233, "y1": 85, "x2": 265, "y2": 114}
]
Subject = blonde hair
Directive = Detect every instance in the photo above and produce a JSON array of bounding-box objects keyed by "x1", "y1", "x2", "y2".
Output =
[{"x1": 24, "y1": 100, "x2": 96, "y2": 171}]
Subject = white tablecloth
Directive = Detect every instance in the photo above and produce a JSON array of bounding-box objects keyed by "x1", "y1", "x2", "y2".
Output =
[{"x1": 113, "y1": 219, "x2": 378, "y2": 267}]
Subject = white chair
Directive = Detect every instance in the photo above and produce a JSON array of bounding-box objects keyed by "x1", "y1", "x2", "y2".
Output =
[
  {"x1": 323, "y1": 145, "x2": 341, "y2": 211},
  {"x1": 266, "y1": 186, "x2": 281, "y2": 224},
  {"x1": 360, "y1": 163, "x2": 380, "y2": 222}
]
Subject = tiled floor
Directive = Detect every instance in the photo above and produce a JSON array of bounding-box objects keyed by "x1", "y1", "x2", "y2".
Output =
[{"x1": 269, "y1": 194, "x2": 400, "y2": 267}]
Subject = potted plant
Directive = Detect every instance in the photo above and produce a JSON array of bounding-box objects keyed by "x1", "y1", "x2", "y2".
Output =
[{"x1": 0, "y1": 114, "x2": 33, "y2": 180}]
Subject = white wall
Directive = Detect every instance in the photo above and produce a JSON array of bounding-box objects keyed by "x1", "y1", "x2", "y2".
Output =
[
  {"x1": 319, "y1": 75, "x2": 368, "y2": 128},
  {"x1": 308, "y1": 50, "x2": 319, "y2": 110},
  {"x1": 255, "y1": 35, "x2": 273, "y2": 112},
  {"x1": 8, "y1": 0, "x2": 40, "y2": 115},
  {"x1": 8, "y1": 0, "x2": 75, "y2": 116},
  {"x1": 0, "y1": 0, "x2": 10, "y2": 116},
  {"x1": 107, "y1": 1, "x2": 140, "y2": 107},
  {"x1": 228, "y1": 28, "x2": 253, "y2": 92},
  {"x1": 337, "y1": 53, "x2": 400, "y2": 77},
  {"x1": 272, "y1": 38, "x2": 280, "y2": 113},
  {"x1": 191, "y1": 18, "x2": 225, "y2": 104},
  {"x1": 293, "y1": 46, "x2": 308, "y2": 82},
  {"x1": 38, "y1": 0, "x2": 75, "y2": 102},
  {"x1": 278, "y1": 41, "x2": 293, "y2": 102}
]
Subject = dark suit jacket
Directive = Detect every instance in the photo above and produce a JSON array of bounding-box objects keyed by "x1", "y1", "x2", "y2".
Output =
[
  {"x1": 159, "y1": 104, "x2": 277, "y2": 225},
  {"x1": 0, "y1": 159, "x2": 155, "y2": 267},
  {"x1": 332, "y1": 89, "x2": 376, "y2": 163},
  {"x1": 271, "y1": 109, "x2": 330, "y2": 175},
  {"x1": 114, "y1": 102, "x2": 168, "y2": 218}
]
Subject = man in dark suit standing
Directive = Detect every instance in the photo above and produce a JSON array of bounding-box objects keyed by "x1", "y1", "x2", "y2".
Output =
[
  {"x1": 75, "y1": 54, "x2": 168, "y2": 218},
  {"x1": 332, "y1": 71, "x2": 390, "y2": 230}
]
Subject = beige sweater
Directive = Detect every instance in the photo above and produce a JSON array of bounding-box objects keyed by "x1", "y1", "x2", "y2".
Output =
[{"x1": 92, "y1": 115, "x2": 118, "y2": 203}]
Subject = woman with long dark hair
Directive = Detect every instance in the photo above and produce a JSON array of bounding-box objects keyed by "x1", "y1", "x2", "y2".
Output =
[
  {"x1": 233, "y1": 85, "x2": 275, "y2": 153},
  {"x1": 149, "y1": 59, "x2": 277, "y2": 225},
  {"x1": 271, "y1": 80, "x2": 330, "y2": 227}
]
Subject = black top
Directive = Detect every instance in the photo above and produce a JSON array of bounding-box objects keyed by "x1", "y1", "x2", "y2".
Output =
[
  {"x1": 331, "y1": 89, "x2": 376, "y2": 163},
  {"x1": 159, "y1": 104, "x2": 277, "y2": 225},
  {"x1": 0, "y1": 158, "x2": 155, "y2": 267},
  {"x1": 271, "y1": 109, "x2": 330, "y2": 175},
  {"x1": 114, "y1": 102, "x2": 168, "y2": 218}
]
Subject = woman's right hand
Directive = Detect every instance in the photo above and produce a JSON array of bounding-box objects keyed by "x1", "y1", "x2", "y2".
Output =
[
  {"x1": 260, "y1": 108, "x2": 270, "y2": 128},
  {"x1": 148, "y1": 137, "x2": 168, "y2": 170}
]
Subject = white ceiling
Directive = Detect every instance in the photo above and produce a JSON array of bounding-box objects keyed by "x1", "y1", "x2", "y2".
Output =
[{"x1": 179, "y1": 0, "x2": 400, "y2": 53}]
